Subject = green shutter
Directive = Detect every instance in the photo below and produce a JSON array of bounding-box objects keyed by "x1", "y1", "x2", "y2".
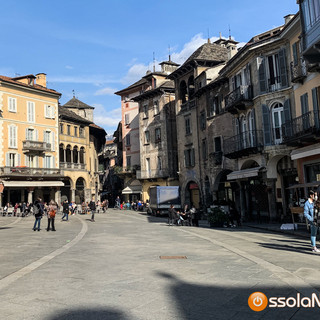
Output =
[
  {"x1": 258, "y1": 57, "x2": 267, "y2": 94},
  {"x1": 312, "y1": 88, "x2": 319, "y2": 129},
  {"x1": 279, "y1": 48, "x2": 288, "y2": 88},
  {"x1": 262, "y1": 104, "x2": 272, "y2": 145},
  {"x1": 283, "y1": 99, "x2": 292, "y2": 137}
]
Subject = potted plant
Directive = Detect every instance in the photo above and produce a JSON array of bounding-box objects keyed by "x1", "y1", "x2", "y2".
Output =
[{"x1": 208, "y1": 206, "x2": 228, "y2": 227}]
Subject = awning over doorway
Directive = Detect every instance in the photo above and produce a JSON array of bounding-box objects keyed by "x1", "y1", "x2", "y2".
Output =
[
  {"x1": 291, "y1": 143, "x2": 320, "y2": 160},
  {"x1": 3, "y1": 181, "x2": 64, "y2": 187},
  {"x1": 122, "y1": 186, "x2": 142, "y2": 194},
  {"x1": 227, "y1": 167, "x2": 264, "y2": 180}
]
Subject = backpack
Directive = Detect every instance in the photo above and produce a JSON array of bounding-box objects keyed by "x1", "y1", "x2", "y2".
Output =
[
  {"x1": 49, "y1": 210, "x2": 56, "y2": 218},
  {"x1": 33, "y1": 204, "x2": 40, "y2": 216}
]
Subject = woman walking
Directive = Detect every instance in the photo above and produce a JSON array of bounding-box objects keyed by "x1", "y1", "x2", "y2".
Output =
[
  {"x1": 304, "y1": 190, "x2": 319, "y2": 252},
  {"x1": 47, "y1": 200, "x2": 57, "y2": 231}
]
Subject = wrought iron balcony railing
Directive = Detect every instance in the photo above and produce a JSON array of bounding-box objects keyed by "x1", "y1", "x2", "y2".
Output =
[
  {"x1": 223, "y1": 130, "x2": 264, "y2": 159},
  {"x1": 225, "y1": 85, "x2": 253, "y2": 111},
  {"x1": 281, "y1": 110, "x2": 320, "y2": 144},
  {"x1": 180, "y1": 99, "x2": 196, "y2": 111},
  {"x1": 290, "y1": 58, "x2": 307, "y2": 83}
]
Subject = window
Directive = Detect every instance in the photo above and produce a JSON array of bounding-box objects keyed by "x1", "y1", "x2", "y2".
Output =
[
  {"x1": 200, "y1": 111, "x2": 206, "y2": 130},
  {"x1": 210, "y1": 96, "x2": 220, "y2": 116},
  {"x1": 26, "y1": 155, "x2": 37, "y2": 168},
  {"x1": 302, "y1": 0, "x2": 320, "y2": 31},
  {"x1": 9, "y1": 125, "x2": 17, "y2": 148},
  {"x1": 143, "y1": 105, "x2": 148, "y2": 118},
  {"x1": 185, "y1": 117, "x2": 191, "y2": 135},
  {"x1": 126, "y1": 156, "x2": 131, "y2": 167},
  {"x1": 144, "y1": 131, "x2": 150, "y2": 144},
  {"x1": 126, "y1": 133, "x2": 131, "y2": 146},
  {"x1": 67, "y1": 125, "x2": 71, "y2": 135},
  {"x1": 8, "y1": 97, "x2": 17, "y2": 112},
  {"x1": 153, "y1": 100, "x2": 159, "y2": 115},
  {"x1": 184, "y1": 148, "x2": 195, "y2": 167},
  {"x1": 214, "y1": 137, "x2": 222, "y2": 152},
  {"x1": 155, "y1": 128, "x2": 161, "y2": 142},
  {"x1": 157, "y1": 156, "x2": 162, "y2": 170},
  {"x1": 44, "y1": 130, "x2": 51, "y2": 146},
  {"x1": 26, "y1": 128, "x2": 34, "y2": 141},
  {"x1": 79, "y1": 126, "x2": 84, "y2": 137},
  {"x1": 27, "y1": 101, "x2": 35, "y2": 122},
  {"x1": 44, "y1": 156, "x2": 52, "y2": 168},
  {"x1": 74, "y1": 126, "x2": 78, "y2": 137},
  {"x1": 60, "y1": 124, "x2": 64, "y2": 134},
  {"x1": 202, "y1": 139, "x2": 207, "y2": 160},
  {"x1": 272, "y1": 103, "x2": 284, "y2": 144},
  {"x1": 125, "y1": 114, "x2": 130, "y2": 125},
  {"x1": 7, "y1": 153, "x2": 18, "y2": 167},
  {"x1": 146, "y1": 158, "x2": 150, "y2": 173},
  {"x1": 45, "y1": 105, "x2": 54, "y2": 118}
]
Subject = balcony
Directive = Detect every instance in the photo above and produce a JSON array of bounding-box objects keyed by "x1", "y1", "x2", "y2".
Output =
[
  {"x1": 23, "y1": 140, "x2": 51, "y2": 153},
  {"x1": 136, "y1": 169, "x2": 169, "y2": 179},
  {"x1": 281, "y1": 110, "x2": 320, "y2": 146},
  {"x1": 180, "y1": 99, "x2": 196, "y2": 111},
  {"x1": 290, "y1": 58, "x2": 307, "y2": 83},
  {"x1": 60, "y1": 162, "x2": 86, "y2": 170},
  {"x1": 225, "y1": 85, "x2": 253, "y2": 114},
  {"x1": 268, "y1": 77, "x2": 282, "y2": 92},
  {"x1": 223, "y1": 130, "x2": 264, "y2": 159},
  {"x1": 0, "y1": 166, "x2": 62, "y2": 177}
]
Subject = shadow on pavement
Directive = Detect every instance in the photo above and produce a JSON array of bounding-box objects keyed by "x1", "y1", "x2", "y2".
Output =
[
  {"x1": 0, "y1": 227, "x2": 12, "y2": 230},
  {"x1": 47, "y1": 308, "x2": 130, "y2": 320},
  {"x1": 157, "y1": 271, "x2": 320, "y2": 320},
  {"x1": 256, "y1": 242, "x2": 314, "y2": 255}
]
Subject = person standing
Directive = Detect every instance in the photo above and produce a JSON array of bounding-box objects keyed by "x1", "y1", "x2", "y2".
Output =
[
  {"x1": 61, "y1": 199, "x2": 69, "y2": 221},
  {"x1": 89, "y1": 199, "x2": 96, "y2": 222},
  {"x1": 33, "y1": 198, "x2": 44, "y2": 231},
  {"x1": 47, "y1": 200, "x2": 57, "y2": 231},
  {"x1": 304, "y1": 190, "x2": 319, "y2": 252}
]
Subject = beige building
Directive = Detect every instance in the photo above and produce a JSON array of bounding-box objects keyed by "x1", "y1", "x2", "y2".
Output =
[
  {"x1": 133, "y1": 59, "x2": 179, "y2": 202},
  {"x1": 59, "y1": 97, "x2": 106, "y2": 204},
  {"x1": 0, "y1": 73, "x2": 62, "y2": 206}
]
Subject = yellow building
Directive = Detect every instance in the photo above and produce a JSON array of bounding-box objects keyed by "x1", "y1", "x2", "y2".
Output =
[
  {"x1": 59, "y1": 97, "x2": 106, "y2": 204},
  {"x1": 0, "y1": 73, "x2": 62, "y2": 206}
]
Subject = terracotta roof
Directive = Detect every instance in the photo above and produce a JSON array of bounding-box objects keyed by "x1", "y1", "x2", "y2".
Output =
[
  {"x1": 59, "y1": 106, "x2": 92, "y2": 124},
  {"x1": 114, "y1": 78, "x2": 148, "y2": 95},
  {"x1": 63, "y1": 97, "x2": 94, "y2": 109},
  {"x1": 90, "y1": 123, "x2": 106, "y2": 132},
  {"x1": 0, "y1": 75, "x2": 61, "y2": 96}
]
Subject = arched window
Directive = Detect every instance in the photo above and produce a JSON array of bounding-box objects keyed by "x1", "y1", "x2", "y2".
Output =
[
  {"x1": 188, "y1": 76, "x2": 195, "y2": 100},
  {"x1": 59, "y1": 144, "x2": 64, "y2": 162},
  {"x1": 272, "y1": 102, "x2": 284, "y2": 144},
  {"x1": 179, "y1": 81, "x2": 187, "y2": 104},
  {"x1": 66, "y1": 145, "x2": 72, "y2": 163},
  {"x1": 73, "y1": 146, "x2": 79, "y2": 164},
  {"x1": 80, "y1": 147, "x2": 85, "y2": 164}
]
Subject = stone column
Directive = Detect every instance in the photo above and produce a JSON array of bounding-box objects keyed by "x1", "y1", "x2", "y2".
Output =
[
  {"x1": 28, "y1": 189, "x2": 34, "y2": 204},
  {"x1": 8, "y1": 189, "x2": 11, "y2": 204},
  {"x1": 267, "y1": 178, "x2": 277, "y2": 221},
  {"x1": 21, "y1": 189, "x2": 25, "y2": 203},
  {"x1": 71, "y1": 188, "x2": 76, "y2": 203},
  {"x1": 55, "y1": 188, "x2": 61, "y2": 206}
]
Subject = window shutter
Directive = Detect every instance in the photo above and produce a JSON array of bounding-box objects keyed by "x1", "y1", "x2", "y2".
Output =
[
  {"x1": 52, "y1": 156, "x2": 55, "y2": 168},
  {"x1": 262, "y1": 104, "x2": 272, "y2": 145},
  {"x1": 6, "y1": 153, "x2": 10, "y2": 166},
  {"x1": 301, "y1": 93, "x2": 309, "y2": 114},
  {"x1": 184, "y1": 150, "x2": 188, "y2": 167},
  {"x1": 51, "y1": 132, "x2": 55, "y2": 151},
  {"x1": 26, "y1": 128, "x2": 29, "y2": 140},
  {"x1": 36, "y1": 156, "x2": 39, "y2": 168},
  {"x1": 245, "y1": 64, "x2": 251, "y2": 85},
  {"x1": 312, "y1": 88, "x2": 319, "y2": 129},
  {"x1": 258, "y1": 57, "x2": 267, "y2": 94},
  {"x1": 279, "y1": 48, "x2": 288, "y2": 88},
  {"x1": 17, "y1": 154, "x2": 21, "y2": 166},
  {"x1": 292, "y1": 43, "x2": 298, "y2": 66},
  {"x1": 35, "y1": 129, "x2": 39, "y2": 141},
  {"x1": 25, "y1": 155, "x2": 28, "y2": 167},
  {"x1": 191, "y1": 148, "x2": 195, "y2": 166},
  {"x1": 283, "y1": 99, "x2": 293, "y2": 137}
]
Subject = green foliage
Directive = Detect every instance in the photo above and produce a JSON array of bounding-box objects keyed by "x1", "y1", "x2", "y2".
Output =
[{"x1": 208, "y1": 206, "x2": 228, "y2": 227}]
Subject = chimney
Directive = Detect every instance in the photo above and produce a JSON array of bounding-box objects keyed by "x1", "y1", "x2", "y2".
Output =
[
  {"x1": 36, "y1": 73, "x2": 47, "y2": 87},
  {"x1": 284, "y1": 14, "x2": 295, "y2": 25}
]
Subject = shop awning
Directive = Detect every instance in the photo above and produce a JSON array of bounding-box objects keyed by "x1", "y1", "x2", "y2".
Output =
[
  {"x1": 122, "y1": 186, "x2": 142, "y2": 194},
  {"x1": 3, "y1": 181, "x2": 64, "y2": 187},
  {"x1": 227, "y1": 167, "x2": 264, "y2": 180},
  {"x1": 291, "y1": 143, "x2": 320, "y2": 160},
  {"x1": 287, "y1": 181, "x2": 320, "y2": 189}
]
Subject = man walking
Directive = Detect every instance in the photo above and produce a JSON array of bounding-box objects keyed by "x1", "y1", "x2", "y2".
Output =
[
  {"x1": 89, "y1": 199, "x2": 96, "y2": 222},
  {"x1": 61, "y1": 199, "x2": 69, "y2": 221}
]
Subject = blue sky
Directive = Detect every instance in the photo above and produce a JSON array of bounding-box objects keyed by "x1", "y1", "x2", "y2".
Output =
[{"x1": 0, "y1": 0, "x2": 299, "y2": 137}]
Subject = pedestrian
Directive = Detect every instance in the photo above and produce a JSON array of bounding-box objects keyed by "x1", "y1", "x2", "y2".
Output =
[
  {"x1": 304, "y1": 190, "x2": 319, "y2": 253},
  {"x1": 33, "y1": 198, "x2": 44, "y2": 231},
  {"x1": 47, "y1": 200, "x2": 57, "y2": 231},
  {"x1": 61, "y1": 199, "x2": 69, "y2": 221},
  {"x1": 168, "y1": 204, "x2": 179, "y2": 225},
  {"x1": 115, "y1": 196, "x2": 121, "y2": 209},
  {"x1": 190, "y1": 205, "x2": 199, "y2": 227},
  {"x1": 89, "y1": 199, "x2": 96, "y2": 222}
]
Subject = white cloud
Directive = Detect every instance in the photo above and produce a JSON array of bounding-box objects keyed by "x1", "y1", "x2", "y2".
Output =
[
  {"x1": 94, "y1": 87, "x2": 117, "y2": 96},
  {"x1": 121, "y1": 63, "x2": 149, "y2": 85},
  {"x1": 49, "y1": 75, "x2": 121, "y2": 86},
  {"x1": 65, "y1": 65, "x2": 73, "y2": 70},
  {"x1": 92, "y1": 104, "x2": 121, "y2": 131}
]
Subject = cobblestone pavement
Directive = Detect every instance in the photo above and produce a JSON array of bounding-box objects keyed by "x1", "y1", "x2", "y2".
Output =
[{"x1": 1, "y1": 210, "x2": 320, "y2": 320}]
